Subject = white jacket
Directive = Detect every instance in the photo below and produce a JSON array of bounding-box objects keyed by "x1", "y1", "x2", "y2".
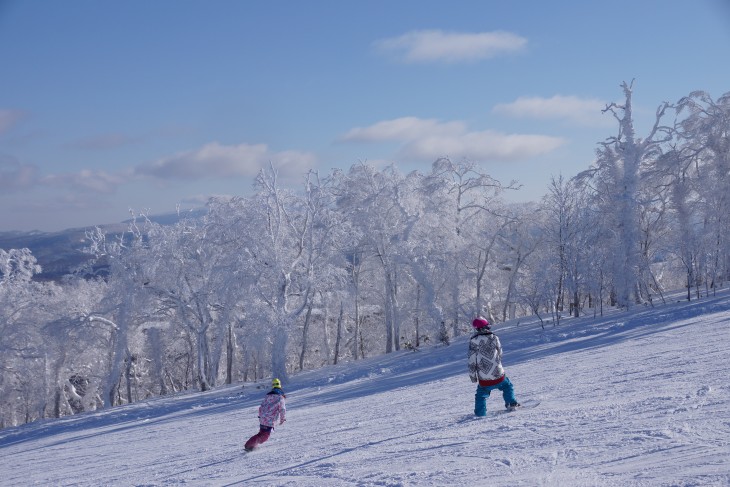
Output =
[{"x1": 468, "y1": 330, "x2": 505, "y2": 384}]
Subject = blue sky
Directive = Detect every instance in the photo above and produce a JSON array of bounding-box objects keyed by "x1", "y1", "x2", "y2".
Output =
[{"x1": 1, "y1": 0, "x2": 729, "y2": 232}]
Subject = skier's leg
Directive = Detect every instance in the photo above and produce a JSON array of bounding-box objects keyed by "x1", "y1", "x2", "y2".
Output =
[
  {"x1": 245, "y1": 425, "x2": 272, "y2": 450},
  {"x1": 498, "y1": 377, "x2": 517, "y2": 407},
  {"x1": 257, "y1": 426, "x2": 272, "y2": 445},
  {"x1": 244, "y1": 431, "x2": 260, "y2": 450},
  {"x1": 474, "y1": 385, "x2": 490, "y2": 416}
]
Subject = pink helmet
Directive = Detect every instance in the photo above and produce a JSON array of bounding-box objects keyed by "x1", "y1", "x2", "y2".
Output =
[{"x1": 472, "y1": 316, "x2": 490, "y2": 329}]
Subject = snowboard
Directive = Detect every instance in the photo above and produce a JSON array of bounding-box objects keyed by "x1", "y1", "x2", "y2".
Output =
[
  {"x1": 458, "y1": 399, "x2": 541, "y2": 421},
  {"x1": 499, "y1": 398, "x2": 540, "y2": 414}
]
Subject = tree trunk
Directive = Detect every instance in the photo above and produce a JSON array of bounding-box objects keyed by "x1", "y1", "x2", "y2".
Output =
[
  {"x1": 353, "y1": 272, "x2": 361, "y2": 360},
  {"x1": 451, "y1": 262, "x2": 460, "y2": 338},
  {"x1": 322, "y1": 305, "x2": 332, "y2": 365},
  {"x1": 226, "y1": 323, "x2": 235, "y2": 385},
  {"x1": 415, "y1": 285, "x2": 421, "y2": 347},
  {"x1": 197, "y1": 329, "x2": 212, "y2": 391},
  {"x1": 272, "y1": 325, "x2": 290, "y2": 383},
  {"x1": 125, "y1": 351, "x2": 133, "y2": 404},
  {"x1": 383, "y1": 270, "x2": 395, "y2": 353},
  {"x1": 333, "y1": 301, "x2": 344, "y2": 365},
  {"x1": 502, "y1": 251, "x2": 522, "y2": 322},
  {"x1": 147, "y1": 328, "x2": 168, "y2": 395},
  {"x1": 53, "y1": 386, "x2": 63, "y2": 418},
  {"x1": 102, "y1": 313, "x2": 128, "y2": 409},
  {"x1": 299, "y1": 304, "x2": 313, "y2": 371}
]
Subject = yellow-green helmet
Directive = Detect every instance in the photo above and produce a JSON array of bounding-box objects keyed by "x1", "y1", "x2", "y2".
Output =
[{"x1": 271, "y1": 378, "x2": 282, "y2": 389}]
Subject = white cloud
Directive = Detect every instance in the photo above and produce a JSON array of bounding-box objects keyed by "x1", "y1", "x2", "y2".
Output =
[
  {"x1": 0, "y1": 155, "x2": 40, "y2": 191},
  {"x1": 68, "y1": 133, "x2": 141, "y2": 150},
  {"x1": 340, "y1": 117, "x2": 565, "y2": 163},
  {"x1": 493, "y1": 95, "x2": 611, "y2": 126},
  {"x1": 181, "y1": 193, "x2": 219, "y2": 206},
  {"x1": 42, "y1": 169, "x2": 129, "y2": 193},
  {"x1": 1, "y1": 153, "x2": 131, "y2": 195},
  {"x1": 22, "y1": 193, "x2": 116, "y2": 212},
  {"x1": 400, "y1": 130, "x2": 565, "y2": 162},
  {"x1": 0, "y1": 109, "x2": 26, "y2": 135},
  {"x1": 135, "y1": 142, "x2": 318, "y2": 180},
  {"x1": 340, "y1": 117, "x2": 465, "y2": 142},
  {"x1": 374, "y1": 30, "x2": 527, "y2": 63}
]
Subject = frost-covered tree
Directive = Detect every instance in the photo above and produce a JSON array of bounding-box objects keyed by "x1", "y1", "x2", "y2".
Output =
[
  {"x1": 202, "y1": 195, "x2": 270, "y2": 383},
  {"x1": 675, "y1": 91, "x2": 730, "y2": 293},
  {"x1": 655, "y1": 143, "x2": 704, "y2": 299},
  {"x1": 291, "y1": 170, "x2": 355, "y2": 370},
  {"x1": 539, "y1": 175, "x2": 584, "y2": 319},
  {"x1": 576, "y1": 80, "x2": 672, "y2": 307},
  {"x1": 497, "y1": 204, "x2": 542, "y2": 322},
  {"x1": 423, "y1": 158, "x2": 517, "y2": 335},
  {"x1": 0, "y1": 249, "x2": 44, "y2": 425},
  {"x1": 82, "y1": 222, "x2": 158, "y2": 405},
  {"x1": 239, "y1": 165, "x2": 349, "y2": 381},
  {"x1": 137, "y1": 213, "x2": 241, "y2": 392},
  {"x1": 333, "y1": 164, "x2": 417, "y2": 353}
]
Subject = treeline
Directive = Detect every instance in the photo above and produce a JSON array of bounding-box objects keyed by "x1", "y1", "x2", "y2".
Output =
[{"x1": 0, "y1": 83, "x2": 728, "y2": 428}]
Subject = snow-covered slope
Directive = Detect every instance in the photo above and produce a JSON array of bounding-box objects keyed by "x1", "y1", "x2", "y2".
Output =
[{"x1": 3, "y1": 290, "x2": 730, "y2": 486}]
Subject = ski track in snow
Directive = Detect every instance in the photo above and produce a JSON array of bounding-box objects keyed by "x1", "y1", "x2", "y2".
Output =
[{"x1": 2, "y1": 289, "x2": 730, "y2": 486}]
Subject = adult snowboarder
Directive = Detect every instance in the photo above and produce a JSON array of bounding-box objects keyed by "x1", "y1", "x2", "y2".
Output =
[
  {"x1": 468, "y1": 317, "x2": 520, "y2": 416},
  {"x1": 244, "y1": 378, "x2": 287, "y2": 451}
]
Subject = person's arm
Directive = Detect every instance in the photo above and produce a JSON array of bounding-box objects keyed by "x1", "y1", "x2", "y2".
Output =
[
  {"x1": 278, "y1": 397, "x2": 286, "y2": 424},
  {"x1": 467, "y1": 339, "x2": 478, "y2": 382}
]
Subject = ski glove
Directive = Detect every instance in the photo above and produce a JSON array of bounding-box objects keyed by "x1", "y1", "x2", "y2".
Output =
[{"x1": 471, "y1": 377, "x2": 477, "y2": 383}]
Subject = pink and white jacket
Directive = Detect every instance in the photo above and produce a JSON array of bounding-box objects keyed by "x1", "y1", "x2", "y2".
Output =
[{"x1": 258, "y1": 389, "x2": 286, "y2": 427}]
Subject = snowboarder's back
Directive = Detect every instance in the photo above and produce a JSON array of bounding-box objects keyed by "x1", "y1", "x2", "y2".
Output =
[
  {"x1": 467, "y1": 317, "x2": 520, "y2": 416},
  {"x1": 244, "y1": 378, "x2": 286, "y2": 451}
]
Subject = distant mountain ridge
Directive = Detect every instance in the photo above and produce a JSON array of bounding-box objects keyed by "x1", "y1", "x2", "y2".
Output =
[{"x1": 0, "y1": 210, "x2": 206, "y2": 281}]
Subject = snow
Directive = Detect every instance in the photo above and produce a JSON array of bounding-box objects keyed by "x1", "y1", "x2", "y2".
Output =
[{"x1": 3, "y1": 290, "x2": 730, "y2": 486}]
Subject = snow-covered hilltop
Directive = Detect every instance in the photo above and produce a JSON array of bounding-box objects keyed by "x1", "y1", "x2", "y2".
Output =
[{"x1": 2, "y1": 289, "x2": 730, "y2": 486}]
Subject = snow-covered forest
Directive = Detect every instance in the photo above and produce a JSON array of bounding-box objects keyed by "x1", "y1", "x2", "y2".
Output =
[
  {"x1": 1, "y1": 83, "x2": 729, "y2": 429},
  {"x1": 2, "y1": 286, "x2": 729, "y2": 485}
]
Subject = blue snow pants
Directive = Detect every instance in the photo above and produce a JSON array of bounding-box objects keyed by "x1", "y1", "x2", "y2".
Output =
[{"x1": 474, "y1": 377, "x2": 516, "y2": 416}]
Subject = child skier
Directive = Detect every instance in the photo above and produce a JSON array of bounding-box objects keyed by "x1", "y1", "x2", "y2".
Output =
[
  {"x1": 468, "y1": 317, "x2": 520, "y2": 416},
  {"x1": 244, "y1": 378, "x2": 287, "y2": 451}
]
